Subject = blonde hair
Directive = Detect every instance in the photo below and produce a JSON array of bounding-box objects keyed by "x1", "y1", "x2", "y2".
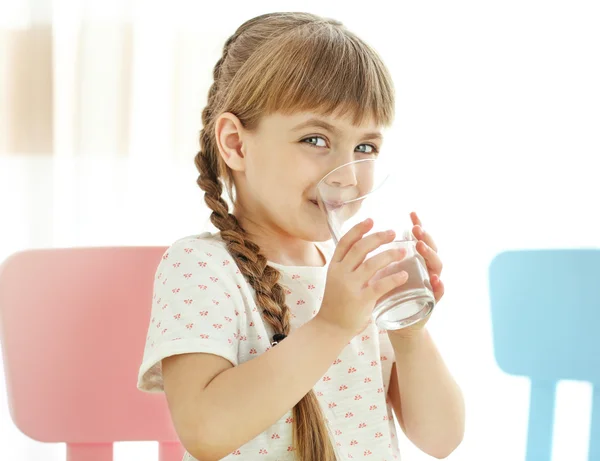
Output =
[{"x1": 194, "y1": 12, "x2": 395, "y2": 460}]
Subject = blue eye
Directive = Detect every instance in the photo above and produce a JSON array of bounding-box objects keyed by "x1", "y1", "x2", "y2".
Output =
[
  {"x1": 302, "y1": 136, "x2": 328, "y2": 148},
  {"x1": 356, "y1": 144, "x2": 379, "y2": 155},
  {"x1": 301, "y1": 137, "x2": 379, "y2": 154}
]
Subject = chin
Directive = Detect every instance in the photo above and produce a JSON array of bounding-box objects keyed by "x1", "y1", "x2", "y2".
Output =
[
  {"x1": 290, "y1": 202, "x2": 334, "y2": 242},
  {"x1": 314, "y1": 229, "x2": 334, "y2": 242},
  {"x1": 301, "y1": 223, "x2": 333, "y2": 243}
]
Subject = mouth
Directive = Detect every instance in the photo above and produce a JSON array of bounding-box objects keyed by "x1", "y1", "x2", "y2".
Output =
[
  {"x1": 308, "y1": 199, "x2": 344, "y2": 212},
  {"x1": 323, "y1": 200, "x2": 344, "y2": 210}
]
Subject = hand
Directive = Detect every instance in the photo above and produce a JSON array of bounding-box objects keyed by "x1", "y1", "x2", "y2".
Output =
[
  {"x1": 317, "y1": 219, "x2": 410, "y2": 338},
  {"x1": 388, "y1": 212, "x2": 445, "y2": 337}
]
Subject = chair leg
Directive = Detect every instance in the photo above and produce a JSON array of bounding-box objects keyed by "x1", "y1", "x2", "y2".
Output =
[
  {"x1": 159, "y1": 441, "x2": 185, "y2": 461},
  {"x1": 526, "y1": 382, "x2": 555, "y2": 461},
  {"x1": 67, "y1": 443, "x2": 113, "y2": 461},
  {"x1": 589, "y1": 387, "x2": 600, "y2": 461}
]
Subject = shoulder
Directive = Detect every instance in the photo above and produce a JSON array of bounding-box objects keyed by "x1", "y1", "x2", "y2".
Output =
[
  {"x1": 159, "y1": 232, "x2": 235, "y2": 271},
  {"x1": 156, "y1": 232, "x2": 244, "y2": 287},
  {"x1": 161, "y1": 231, "x2": 230, "y2": 260}
]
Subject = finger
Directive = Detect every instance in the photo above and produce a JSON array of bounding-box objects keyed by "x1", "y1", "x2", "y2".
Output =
[
  {"x1": 343, "y1": 229, "x2": 397, "y2": 271},
  {"x1": 410, "y1": 211, "x2": 422, "y2": 227},
  {"x1": 334, "y1": 218, "x2": 374, "y2": 263},
  {"x1": 367, "y1": 270, "x2": 409, "y2": 300},
  {"x1": 431, "y1": 274, "x2": 445, "y2": 302},
  {"x1": 357, "y1": 246, "x2": 407, "y2": 282},
  {"x1": 417, "y1": 240, "x2": 443, "y2": 276},
  {"x1": 413, "y1": 225, "x2": 438, "y2": 253}
]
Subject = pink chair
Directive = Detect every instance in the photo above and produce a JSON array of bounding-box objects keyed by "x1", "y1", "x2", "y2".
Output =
[{"x1": 0, "y1": 246, "x2": 185, "y2": 461}]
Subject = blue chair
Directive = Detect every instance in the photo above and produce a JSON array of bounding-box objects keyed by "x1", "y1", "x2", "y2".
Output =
[{"x1": 489, "y1": 249, "x2": 600, "y2": 461}]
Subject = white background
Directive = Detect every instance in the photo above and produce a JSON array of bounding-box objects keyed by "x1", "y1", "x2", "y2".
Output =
[{"x1": 1, "y1": 0, "x2": 599, "y2": 460}]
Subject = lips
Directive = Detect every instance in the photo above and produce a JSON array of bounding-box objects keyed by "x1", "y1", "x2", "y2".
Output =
[
  {"x1": 309, "y1": 198, "x2": 342, "y2": 210},
  {"x1": 324, "y1": 201, "x2": 344, "y2": 210}
]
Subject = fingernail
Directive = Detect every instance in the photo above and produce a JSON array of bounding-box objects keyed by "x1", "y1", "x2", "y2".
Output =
[
  {"x1": 387, "y1": 230, "x2": 395, "y2": 236},
  {"x1": 364, "y1": 218, "x2": 373, "y2": 226}
]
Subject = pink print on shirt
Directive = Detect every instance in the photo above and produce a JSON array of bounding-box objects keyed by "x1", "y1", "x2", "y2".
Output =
[{"x1": 137, "y1": 232, "x2": 401, "y2": 461}]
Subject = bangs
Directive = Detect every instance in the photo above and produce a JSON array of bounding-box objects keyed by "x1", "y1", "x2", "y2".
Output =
[{"x1": 236, "y1": 24, "x2": 395, "y2": 128}]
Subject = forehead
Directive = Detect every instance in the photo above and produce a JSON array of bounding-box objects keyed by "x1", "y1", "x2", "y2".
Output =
[{"x1": 257, "y1": 111, "x2": 383, "y2": 136}]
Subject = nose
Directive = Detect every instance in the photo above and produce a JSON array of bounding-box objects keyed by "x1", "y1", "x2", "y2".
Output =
[{"x1": 327, "y1": 163, "x2": 358, "y2": 188}]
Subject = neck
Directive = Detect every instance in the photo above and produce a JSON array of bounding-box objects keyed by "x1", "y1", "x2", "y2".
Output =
[{"x1": 232, "y1": 210, "x2": 325, "y2": 268}]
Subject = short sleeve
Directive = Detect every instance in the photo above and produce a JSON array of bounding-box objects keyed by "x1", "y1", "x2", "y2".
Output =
[{"x1": 137, "y1": 236, "x2": 245, "y2": 393}]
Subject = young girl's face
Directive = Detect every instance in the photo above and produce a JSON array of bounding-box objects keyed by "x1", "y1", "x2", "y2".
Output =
[{"x1": 236, "y1": 111, "x2": 384, "y2": 242}]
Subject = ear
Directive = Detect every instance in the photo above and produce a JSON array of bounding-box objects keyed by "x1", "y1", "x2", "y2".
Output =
[{"x1": 214, "y1": 112, "x2": 247, "y2": 172}]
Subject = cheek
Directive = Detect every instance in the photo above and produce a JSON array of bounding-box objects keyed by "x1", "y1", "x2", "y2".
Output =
[
  {"x1": 246, "y1": 141, "x2": 330, "y2": 203},
  {"x1": 244, "y1": 150, "x2": 279, "y2": 184},
  {"x1": 357, "y1": 168, "x2": 376, "y2": 195},
  {"x1": 254, "y1": 151, "x2": 320, "y2": 190}
]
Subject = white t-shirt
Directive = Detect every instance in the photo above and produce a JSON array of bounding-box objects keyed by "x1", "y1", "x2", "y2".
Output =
[{"x1": 137, "y1": 232, "x2": 401, "y2": 460}]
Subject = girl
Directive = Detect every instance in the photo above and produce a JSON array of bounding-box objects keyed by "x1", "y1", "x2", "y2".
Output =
[{"x1": 137, "y1": 12, "x2": 464, "y2": 461}]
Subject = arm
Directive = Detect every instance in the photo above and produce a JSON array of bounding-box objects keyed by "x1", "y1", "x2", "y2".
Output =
[
  {"x1": 387, "y1": 328, "x2": 465, "y2": 459},
  {"x1": 163, "y1": 316, "x2": 351, "y2": 461},
  {"x1": 160, "y1": 222, "x2": 405, "y2": 460}
]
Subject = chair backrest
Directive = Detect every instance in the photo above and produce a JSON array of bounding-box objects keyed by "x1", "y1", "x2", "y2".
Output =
[
  {"x1": 489, "y1": 249, "x2": 600, "y2": 461},
  {"x1": 0, "y1": 247, "x2": 184, "y2": 461}
]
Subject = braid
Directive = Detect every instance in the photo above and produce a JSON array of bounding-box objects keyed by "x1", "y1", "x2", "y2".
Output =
[
  {"x1": 193, "y1": 18, "x2": 337, "y2": 461},
  {"x1": 194, "y1": 149, "x2": 334, "y2": 459},
  {"x1": 195, "y1": 147, "x2": 291, "y2": 339},
  {"x1": 195, "y1": 28, "x2": 292, "y2": 341}
]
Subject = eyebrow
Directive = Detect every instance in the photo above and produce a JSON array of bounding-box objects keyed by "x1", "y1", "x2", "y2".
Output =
[{"x1": 291, "y1": 117, "x2": 383, "y2": 141}]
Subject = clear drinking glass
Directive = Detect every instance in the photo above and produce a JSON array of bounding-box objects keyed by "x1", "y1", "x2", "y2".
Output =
[{"x1": 316, "y1": 158, "x2": 435, "y2": 330}]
